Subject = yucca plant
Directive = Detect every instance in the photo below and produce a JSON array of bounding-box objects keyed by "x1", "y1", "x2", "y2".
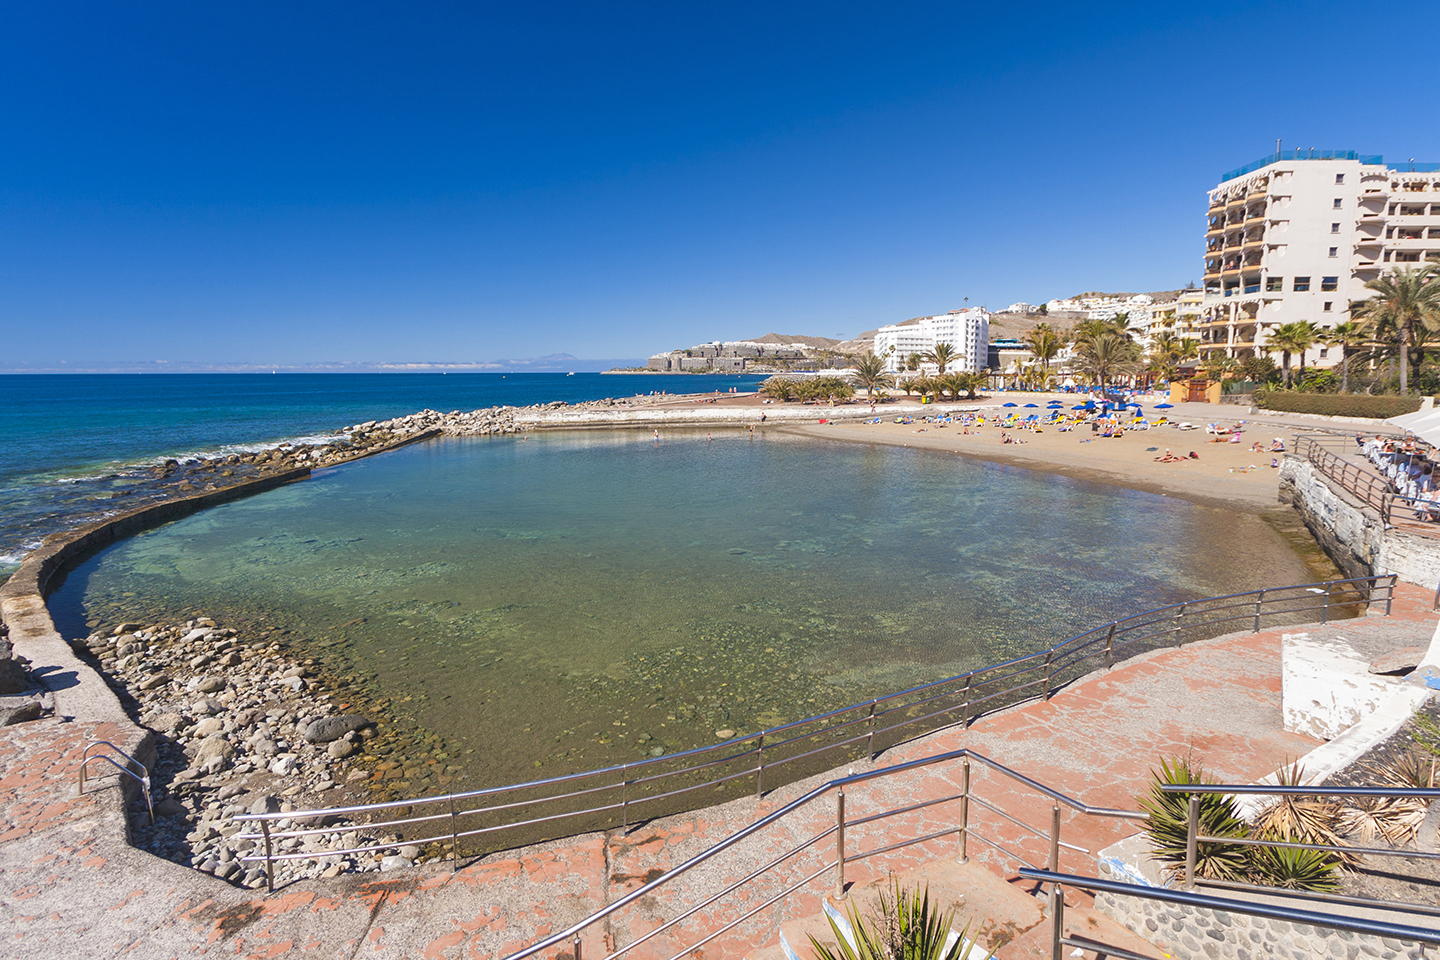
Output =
[
  {"x1": 1338, "y1": 752, "x2": 1436, "y2": 846},
  {"x1": 1251, "y1": 762, "x2": 1346, "y2": 852},
  {"x1": 1247, "y1": 832, "x2": 1343, "y2": 891},
  {"x1": 809, "y1": 881, "x2": 984, "y2": 960},
  {"x1": 1138, "y1": 756, "x2": 1249, "y2": 882}
]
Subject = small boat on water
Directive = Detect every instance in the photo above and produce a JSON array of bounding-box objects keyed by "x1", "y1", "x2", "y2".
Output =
[{"x1": 567, "y1": 371, "x2": 575, "y2": 376}]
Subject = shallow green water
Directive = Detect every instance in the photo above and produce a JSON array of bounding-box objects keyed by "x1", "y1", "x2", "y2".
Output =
[{"x1": 50, "y1": 429, "x2": 1328, "y2": 794}]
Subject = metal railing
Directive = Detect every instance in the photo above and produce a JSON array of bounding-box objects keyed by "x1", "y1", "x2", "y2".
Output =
[
  {"x1": 1022, "y1": 870, "x2": 1440, "y2": 960},
  {"x1": 502, "y1": 746, "x2": 1143, "y2": 960},
  {"x1": 232, "y1": 575, "x2": 1394, "y2": 890},
  {"x1": 1168, "y1": 782, "x2": 1440, "y2": 912},
  {"x1": 79, "y1": 740, "x2": 153, "y2": 823},
  {"x1": 1293, "y1": 435, "x2": 1398, "y2": 522}
]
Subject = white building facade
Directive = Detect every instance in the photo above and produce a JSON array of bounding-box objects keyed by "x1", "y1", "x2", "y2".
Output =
[
  {"x1": 873, "y1": 309, "x2": 990, "y2": 373},
  {"x1": 1201, "y1": 149, "x2": 1440, "y2": 367}
]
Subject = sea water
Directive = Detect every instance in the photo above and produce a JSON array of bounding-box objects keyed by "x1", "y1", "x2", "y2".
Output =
[
  {"x1": 0, "y1": 372, "x2": 764, "y2": 574},
  {"x1": 47, "y1": 428, "x2": 1329, "y2": 795}
]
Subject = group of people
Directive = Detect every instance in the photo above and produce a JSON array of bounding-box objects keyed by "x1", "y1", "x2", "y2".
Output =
[{"x1": 1360, "y1": 434, "x2": 1439, "y2": 521}]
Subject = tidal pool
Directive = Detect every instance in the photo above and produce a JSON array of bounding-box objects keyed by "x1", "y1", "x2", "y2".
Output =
[{"x1": 49, "y1": 429, "x2": 1333, "y2": 796}]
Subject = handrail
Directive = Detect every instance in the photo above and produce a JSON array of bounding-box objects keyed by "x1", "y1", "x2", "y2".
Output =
[
  {"x1": 233, "y1": 574, "x2": 1395, "y2": 889},
  {"x1": 1160, "y1": 781, "x2": 1440, "y2": 889},
  {"x1": 502, "y1": 745, "x2": 1142, "y2": 960},
  {"x1": 1021, "y1": 869, "x2": 1440, "y2": 960},
  {"x1": 79, "y1": 740, "x2": 153, "y2": 823},
  {"x1": 1293, "y1": 435, "x2": 1397, "y2": 522}
]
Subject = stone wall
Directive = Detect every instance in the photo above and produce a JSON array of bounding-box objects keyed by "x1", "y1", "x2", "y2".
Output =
[
  {"x1": 1095, "y1": 848, "x2": 1431, "y2": 960},
  {"x1": 1278, "y1": 456, "x2": 1440, "y2": 587}
]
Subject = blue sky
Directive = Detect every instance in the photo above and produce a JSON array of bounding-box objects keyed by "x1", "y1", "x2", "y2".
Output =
[{"x1": 1, "y1": 1, "x2": 1432, "y2": 369}]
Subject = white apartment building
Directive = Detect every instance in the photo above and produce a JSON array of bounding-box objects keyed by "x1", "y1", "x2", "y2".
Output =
[
  {"x1": 1201, "y1": 149, "x2": 1440, "y2": 367},
  {"x1": 874, "y1": 309, "x2": 990, "y2": 373}
]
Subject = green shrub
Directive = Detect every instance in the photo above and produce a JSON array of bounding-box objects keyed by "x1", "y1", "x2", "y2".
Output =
[
  {"x1": 809, "y1": 881, "x2": 984, "y2": 960},
  {"x1": 1252, "y1": 390, "x2": 1423, "y2": 418},
  {"x1": 1138, "y1": 756, "x2": 1249, "y2": 882}
]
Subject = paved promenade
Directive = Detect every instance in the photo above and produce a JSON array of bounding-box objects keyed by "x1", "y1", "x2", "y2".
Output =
[{"x1": 2, "y1": 586, "x2": 1435, "y2": 960}]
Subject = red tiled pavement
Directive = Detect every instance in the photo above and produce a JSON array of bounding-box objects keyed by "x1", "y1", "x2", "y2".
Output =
[{"x1": 1, "y1": 584, "x2": 1435, "y2": 960}]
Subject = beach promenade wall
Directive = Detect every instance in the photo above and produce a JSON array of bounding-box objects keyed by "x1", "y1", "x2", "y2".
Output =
[{"x1": 1279, "y1": 456, "x2": 1440, "y2": 588}]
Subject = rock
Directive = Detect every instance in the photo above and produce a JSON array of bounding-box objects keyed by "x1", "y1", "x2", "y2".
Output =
[
  {"x1": 139, "y1": 674, "x2": 171, "y2": 691},
  {"x1": 196, "y1": 676, "x2": 226, "y2": 693},
  {"x1": 150, "y1": 712, "x2": 185, "y2": 735},
  {"x1": 1371, "y1": 646, "x2": 1426, "y2": 676},
  {"x1": 155, "y1": 796, "x2": 186, "y2": 817},
  {"x1": 326, "y1": 739, "x2": 356, "y2": 759},
  {"x1": 0, "y1": 659, "x2": 32, "y2": 695},
  {"x1": 192, "y1": 698, "x2": 223, "y2": 715},
  {"x1": 715, "y1": 729, "x2": 736, "y2": 740},
  {"x1": 269, "y1": 756, "x2": 297, "y2": 776},
  {"x1": 249, "y1": 795, "x2": 281, "y2": 816},
  {"x1": 218, "y1": 652, "x2": 243, "y2": 667},
  {"x1": 0, "y1": 701, "x2": 42, "y2": 725},
  {"x1": 379, "y1": 855, "x2": 411, "y2": 872},
  {"x1": 280, "y1": 665, "x2": 308, "y2": 679},
  {"x1": 192, "y1": 717, "x2": 224, "y2": 737},
  {"x1": 194, "y1": 735, "x2": 235, "y2": 774},
  {"x1": 303, "y1": 715, "x2": 371, "y2": 744},
  {"x1": 398, "y1": 845, "x2": 421, "y2": 860},
  {"x1": 114, "y1": 623, "x2": 144, "y2": 635}
]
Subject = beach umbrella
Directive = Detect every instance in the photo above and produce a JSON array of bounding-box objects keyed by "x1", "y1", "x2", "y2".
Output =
[
  {"x1": 1023, "y1": 403, "x2": 1038, "y2": 408},
  {"x1": 1155, "y1": 402, "x2": 1173, "y2": 409},
  {"x1": 1071, "y1": 404, "x2": 1087, "y2": 410},
  {"x1": 1002, "y1": 402, "x2": 1018, "y2": 407}
]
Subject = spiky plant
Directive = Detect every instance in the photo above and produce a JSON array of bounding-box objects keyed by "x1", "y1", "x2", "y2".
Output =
[
  {"x1": 1138, "y1": 756, "x2": 1250, "y2": 882},
  {"x1": 1247, "y1": 832, "x2": 1343, "y2": 891},
  {"x1": 1252, "y1": 762, "x2": 1345, "y2": 851},
  {"x1": 808, "y1": 881, "x2": 984, "y2": 960}
]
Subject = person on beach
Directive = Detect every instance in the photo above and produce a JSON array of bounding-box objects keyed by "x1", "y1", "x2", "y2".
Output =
[{"x1": 654, "y1": 429, "x2": 660, "y2": 442}]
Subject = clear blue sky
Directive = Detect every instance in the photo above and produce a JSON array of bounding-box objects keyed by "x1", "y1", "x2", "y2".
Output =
[{"x1": 2, "y1": 1, "x2": 1431, "y2": 369}]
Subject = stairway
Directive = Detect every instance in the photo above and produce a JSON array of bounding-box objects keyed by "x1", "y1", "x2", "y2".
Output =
[{"x1": 745, "y1": 859, "x2": 1165, "y2": 960}]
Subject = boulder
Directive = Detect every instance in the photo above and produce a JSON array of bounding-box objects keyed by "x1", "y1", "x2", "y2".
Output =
[
  {"x1": 0, "y1": 659, "x2": 32, "y2": 694},
  {"x1": 303, "y1": 715, "x2": 371, "y2": 744},
  {"x1": 193, "y1": 735, "x2": 235, "y2": 774},
  {"x1": 1370, "y1": 646, "x2": 1426, "y2": 676},
  {"x1": 0, "y1": 701, "x2": 42, "y2": 726}
]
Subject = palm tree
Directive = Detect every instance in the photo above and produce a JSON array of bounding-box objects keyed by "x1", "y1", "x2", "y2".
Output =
[
  {"x1": 1349, "y1": 264, "x2": 1440, "y2": 394},
  {"x1": 950, "y1": 370, "x2": 988, "y2": 399},
  {"x1": 1070, "y1": 331, "x2": 1141, "y2": 392},
  {"x1": 1321, "y1": 321, "x2": 1369, "y2": 393},
  {"x1": 850, "y1": 353, "x2": 894, "y2": 400},
  {"x1": 906, "y1": 352, "x2": 923, "y2": 374},
  {"x1": 1266, "y1": 321, "x2": 1320, "y2": 386},
  {"x1": 1022, "y1": 323, "x2": 1066, "y2": 376},
  {"x1": 922, "y1": 342, "x2": 962, "y2": 375},
  {"x1": 908, "y1": 375, "x2": 934, "y2": 400}
]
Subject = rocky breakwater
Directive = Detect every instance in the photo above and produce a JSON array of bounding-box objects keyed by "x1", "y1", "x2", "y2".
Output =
[
  {"x1": 344, "y1": 398, "x2": 645, "y2": 438},
  {"x1": 75, "y1": 617, "x2": 448, "y2": 888}
]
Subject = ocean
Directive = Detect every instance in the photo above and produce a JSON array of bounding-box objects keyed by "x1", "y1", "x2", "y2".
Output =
[{"x1": 0, "y1": 372, "x2": 767, "y2": 575}]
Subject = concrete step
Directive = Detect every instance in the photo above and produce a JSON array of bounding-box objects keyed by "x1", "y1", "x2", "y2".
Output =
[{"x1": 745, "y1": 860, "x2": 1166, "y2": 960}]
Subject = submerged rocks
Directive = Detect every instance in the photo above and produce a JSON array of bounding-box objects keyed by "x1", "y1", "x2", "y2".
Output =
[{"x1": 303, "y1": 714, "x2": 371, "y2": 744}]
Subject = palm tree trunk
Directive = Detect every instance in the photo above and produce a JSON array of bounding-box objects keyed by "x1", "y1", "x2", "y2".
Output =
[
  {"x1": 1401, "y1": 323, "x2": 1410, "y2": 394},
  {"x1": 1341, "y1": 350, "x2": 1350, "y2": 393}
]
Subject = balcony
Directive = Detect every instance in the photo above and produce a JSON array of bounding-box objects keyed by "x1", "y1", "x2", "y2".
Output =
[
  {"x1": 1206, "y1": 224, "x2": 1225, "y2": 237},
  {"x1": 1226, "y1": 195, "x2": 1246, "y2": 208},
  {"x1": 1243, "y1": 237, "x2": 1264, "y2": 248},
  {"x1": 1245, "y1": 209, "x2": 1266, "y2": 222}
]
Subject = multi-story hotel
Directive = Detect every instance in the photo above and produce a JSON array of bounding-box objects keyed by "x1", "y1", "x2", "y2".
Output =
[
  {"x1": 1201, "y1": 150, "x2": 1440, "y2": 368},
  {"x1": 873, "y1": 308, "x2": 990, "y2": 374}
]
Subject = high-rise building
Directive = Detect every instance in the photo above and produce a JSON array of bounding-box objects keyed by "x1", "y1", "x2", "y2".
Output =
[
  {"x1": 1201, "y1": 150, "x2": 1440, "y2": 368},
  {"x1": 873, "y1": 309, "x2": 990, "y2": 373}
]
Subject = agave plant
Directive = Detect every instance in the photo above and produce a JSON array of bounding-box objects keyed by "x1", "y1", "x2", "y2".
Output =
[
  {"x1": 1137, "y1": 755, "x2": 1249, "y2": 882},
  {"x1": 809, "y1": 881, "x2": 984, "y2": 960},
  {"x1": 1251, "y1": 762, "x2": 1345, "y2": 851},
  {"x1": 1338, "y1": 752, "x2": 1436, "y2": 846},
  {"x1": 1247, "y1": 833, "x2": 1343, "y2": 891}
]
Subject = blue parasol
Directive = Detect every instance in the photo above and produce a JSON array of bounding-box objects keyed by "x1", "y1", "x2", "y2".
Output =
[
  {"x1": 1002, "y1": 402, "x2": 1018, "y2": 407},
  {"x1": 1155, "y1": 402, "x2": 1173, "y2": 409},
  {"x1": 1023, "y1": 403, "x2": 1038, "y2": 408}
]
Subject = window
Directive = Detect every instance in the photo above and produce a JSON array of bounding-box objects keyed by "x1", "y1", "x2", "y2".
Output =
[
  {"x1": 1319, "y1": 347, "x2": 1329, "y2": 359},
  {"x1": 1294, "y1": 277, "x2": 1311, "y2": 291},
  {"x1": 1331, "y1": 223, "x2": 1340, "y2": 233},
  {"x1": 1336, "y1": 174, "x2": 1345, "y2": 184},
  {"x1": 1266, "y1": 277, "x2": 1284, "y2": 292},
  {"x1": 1333, "y1": 198, "x2": 1343, "y2": 208},
  {"x1": 1323, "y1": 301, "x2": 1333, "y2": 312},
  {"x1": 1328, "y1": 247, "x2": 1338, "y2": 257},
  {"x1": 1321, "y1": 277, "x2": 1338, "y2": 291}
]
